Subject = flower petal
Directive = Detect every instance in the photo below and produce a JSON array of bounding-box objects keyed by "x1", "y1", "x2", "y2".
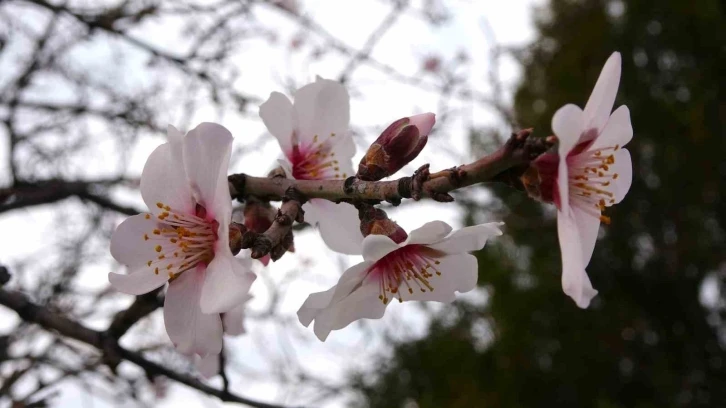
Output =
[
  {"x1": 108, "y1": 267, "x2": 168, "y2": 296},
  {"x1": 304, "y1": 200, "x2": 363, "y2": 255},
  {"x1": 361, "y1": 234, "x2": 400, "y2": 262},
  {"x1": 298, "y1": 261, "x2": 372, "y2": 328},
  {"x1": 200, "y1": 252, "x2": 256, "y2": 314},
  {"x1": 589, "y1": 105, "x2": 633, "y2": 151},
  {"x1": 293, "y1": 78, "x2": 350, "y2": 146},
  {"x1": 557, "y1": 214, "x2": 598, "y2": 308},
  {"x1": 405, "y1": 221, "x2": 453, "y2": 245},
  {"x1": 260, "y1": 92, "x2": 296, "y2": 153},
  {"x1": 552, "y1": 104, "x2": 584, "y2": 156},
  {"x1": 427, "y1": 222, "x2": 504, "y2": 254},
  {"x1": 312, "y1": 278, "x2": 386, "y2": 341},
  {"x1": 140, "y1": 142, "x2": 194, "y2": 215},
  {"x1": 194, "y1": 354, "x2": 220, "y2": 378},
  {"x1": 571, "y1": 206, "x2": 601, "y2": 268},
  {"x1": 583, "y1": 52, "x2": 621, "y2": 135},
  {"x1": 222, "y1": 294, "x2": 252, "y2": 336},
  {"x1": 404, "y1": 253, "x2": 479, "y2": 302},
  {"x1": 182, "y1": 122, "x2": 233, "y2": 219},
  {"x1": 611, "y1": 148, "x2": 633, "y2": 203},
  {"x1": 110, "y1": 214, "x2": 162, "y2": 268},
  {"x1": 408, "y1": 113, "x2": 436, "y2": 136},
  {"x1": 164, "y1": 266, "x2": 223, "y2": 355}
]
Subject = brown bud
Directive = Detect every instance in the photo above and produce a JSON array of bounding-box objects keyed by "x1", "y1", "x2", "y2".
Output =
[
  {"x1": 228, "y1": 222, "x2": 245, "y2": 256},
  {"x1": 520, "y1": 151, "x2": 559, "y2": 204},
  {"x1": 357, "y1": 205, "x2": 408, "y2": 244},
  {"x1": 357, "y1": 113, "x2": 435, "y2": 181}
]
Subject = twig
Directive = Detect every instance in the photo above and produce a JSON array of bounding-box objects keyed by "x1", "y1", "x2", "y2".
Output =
[
  {"x1": 106, "y1": 288, "x2": 164, "y2": 339},
  {"x1": 0, "y1": 286, "x2": 299, "y2": 408}
]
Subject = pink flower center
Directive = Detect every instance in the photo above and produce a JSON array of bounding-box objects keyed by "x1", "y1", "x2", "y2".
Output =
[
  {"x1": 288, "y1": 134, "x2": 346, "y2": 180},
  {"x1": 568, "y1": 142, "x2": 622, "y2": 224},
  {"x1": 368, "y1": 245, "x2": 443, "y2": 304},
  {"x1": 141, "y1": 201, "x2": 218, "y2": 280}
]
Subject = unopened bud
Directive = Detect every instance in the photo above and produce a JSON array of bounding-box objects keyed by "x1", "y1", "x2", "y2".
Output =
[
  {"x1": 357, "y1": 113, "x2": 435, "y2": 181},
  {"x1": 358, "y1": 205, "x2": 408, "y2": 244},
  {"x1": 228, "y1": 222, "x2": 245, "y2": 256},
  {"x1": 243, "y1": 200, "x2": 283, "y2": 265}
]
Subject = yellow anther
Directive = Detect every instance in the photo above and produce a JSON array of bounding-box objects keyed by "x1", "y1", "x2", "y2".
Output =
[
  {"x1": 595, "y1": 151, "x2": 602, "y2": 156},
  {"x1": 170, "y1": 238, "x2": 178, "y2": 243},
  {"x1": 408, "y1": 288, "x2": 413, "y2": 294},
  {"x1": 156, "y1": 202, "x2": 164, "y2": 208},
  {"x1": 147, "y1": 260, "x2": 152, "y2": 267},
  {"x1": 614, "y1": 144, "x2": 620, "y2": 150},
  {"x1": 155, "y1": 245, "x2": 162, "y2": 252},
  {"x1": 145, "y1": 214, "x2": 151, "y2": 219},
  {"x1": 158, "y1": 255, "x2": 165, "y2": 260},
  {"x1": 599, "y1": 215, "x2": 611, "y2": 225},
  {"x1": 167, "y1": 264, "x2": 173, "y2": 270},
  {"x1": 613, "y1": 173, "x2": 619, "y2": 179},
  {"x1": 606, "y1": 155, "x2": 615, "y2": 164},
  {"x1": 143, "y1": 234, "x2": 149, "y2": 241},
  {"x1": 330, "y1": 133, "x2": 336, "y2": 137},
  {"x1": 434, "y1": 260, "x2": 441, "y2": 265},
  {"x1": 154, "y1": 267, "x2": 159, "y2": 275},
  {"x1": 153, "y1": 229, "x2": 161, "y2": 235},
  {"x1": 164, "y1": 205, "x2": 171, "y2": 211}
]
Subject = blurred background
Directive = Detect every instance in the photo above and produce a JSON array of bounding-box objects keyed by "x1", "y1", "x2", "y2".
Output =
[{"x1": 1, "y1": 0, "x2": 724, "y2": 407}]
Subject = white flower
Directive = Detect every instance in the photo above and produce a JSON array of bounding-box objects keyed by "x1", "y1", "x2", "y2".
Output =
[
  {"x1": 544, "y1": 52, "x2": 634, "y2": 308},
  {"x1": 297, "y1": 221, "x2": 503, "y2": 341},
  {"x1": 260, "y1": 77, "x2": 363, "y2": 255},
  {"x1": 109, "y1": 123, "x2": 256, "y2": 357}
]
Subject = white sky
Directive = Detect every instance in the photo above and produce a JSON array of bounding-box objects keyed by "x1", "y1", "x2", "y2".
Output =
[{"x1": 0, "y1": 0, "x2": 543, "y2": 406}]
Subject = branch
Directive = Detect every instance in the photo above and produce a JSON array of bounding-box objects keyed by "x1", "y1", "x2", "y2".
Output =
[
  {"x1": 106, "y1": 288, "x2": 164, "y2": 339},
  {"x1": 0, "y1": 285, "x2": 298, "y2": 408},
  {"x1": 229, "y1": 129, "x2": 550, "y2": 204}
]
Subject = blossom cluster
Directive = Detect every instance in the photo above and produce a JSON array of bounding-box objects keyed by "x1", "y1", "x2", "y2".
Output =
[{"x1": 109, "y1": 53, "x2": 632, "y2": 376}]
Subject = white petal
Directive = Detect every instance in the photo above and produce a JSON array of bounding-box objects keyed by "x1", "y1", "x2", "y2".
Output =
[
  {"x1": 194, "y1": 354, "x2": 219, "y2": 378},
  {"x1": 611, "y1": 149, "x2": 633, "y2": 203},
  {"x1": 557, "y1": 215, "x2": 598, "y2": 308},
  {"x1": 552, "y1": 104, "x2": 584, "y2": 156},
  {"x1": 277, "y1": 158, "x2": 294, "y2": 179},
  {"x1": 405, "y1": 221, "x2": 453, "y2": 245},
  {"x1": 260, "y1": 92, "x2": 296, "y2": 154},
  {"x1": 304, "y1": 200, "x2": 363, "y2": 255},
  {"x1": 583, "y1": 52, "x2": 621, "y2": 135},
  {"x1": 312, "y1": 278, "x2": 385, "y2": 342},
  {"x1": 404, "y1": 253, "x2": 479, "y2": 302},
  {"x1": 571, "y1": 205, "x2": 601, "y2": 267},
  {"x1": 164, "y1": 267, "x2": 223, "y2": 355},
  {"x1": 408, "y1": 113, "x2": 436, "y2": 136},
  {"x1": 200, "y1": 252, "x2": 256, "y2": 314},
  {"x1": 110, "y1": 214, "x2": 161, "y2": 268},
  {"x1": 140, "y1": 142, "x2": 194, "y2": 215},
  {"x1": 361, "y1": 234, "x2": 400, "y2": 262},
  {"x1": 108, "y1": 267, "x2": 168, "y2": 296},
  {"x1": 558, "y1": 150, "x2": 571, "y2": 213},
  {"x1": 589, "y1": 105, "x2": 633, "y2": 151},
  {"x1": 427, "y1": 222, "x2": 504, "y2": 254},
  {"x1": 293, "y1": 78, "x2": 350, "y2": 146},
  {"x1": 327, "y1": 133, "x2": 356, "y2": 175},
  {"x1": 182, "y1": 122, "x2": 233, "y2": 219},
  {"x1": 298, "y1": 261, "x2": 371, "y2": 328},
  {"x1": 222, "y1": 294, "x2": 252, "y2": 336}
]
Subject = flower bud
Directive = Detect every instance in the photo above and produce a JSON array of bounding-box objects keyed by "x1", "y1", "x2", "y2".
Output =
[
  {"x1": 358, "y1": 205, "x2": 408, "y2": 244},
  {"x1": 357, "y1": 113, "x2": 435, "y2": 181}
]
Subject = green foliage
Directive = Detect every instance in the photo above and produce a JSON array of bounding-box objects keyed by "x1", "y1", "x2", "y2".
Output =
[{"x1": 352, "y1": 0, "x2": 726, "y2": 406}]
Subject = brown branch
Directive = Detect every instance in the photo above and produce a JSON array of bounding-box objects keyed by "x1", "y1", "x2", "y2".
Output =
[
  {"x1": 245, "y1": 187, "x2": 305, "y2": 261},
  {"x1": 229, "y1": 129, "x2": 550, "y2": 204},
  {"x1": 0, "y1": 286, "x2": 299, "y2": 408},
  {"x1": 106, "y1": 288, "x2": 164, "y2": 339}
]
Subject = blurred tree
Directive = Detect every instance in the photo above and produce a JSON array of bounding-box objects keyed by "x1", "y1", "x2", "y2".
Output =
[{"x1": 352, "y1": 0, "x2": 726, "y2": 407}]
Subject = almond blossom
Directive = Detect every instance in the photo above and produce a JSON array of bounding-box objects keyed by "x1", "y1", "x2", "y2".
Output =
[
  {"x1": 259, "y1": 77, "x2": 364, "y2": 255},
  {"x1": 109, "y1": 123, "x2": 256, "y2": 357},
  {"x1": 297, "y1": 221, "x2": 503, "y2": 341},
  {"x1": 527, "y1": 52, "x2": 633, "y2": 308}
]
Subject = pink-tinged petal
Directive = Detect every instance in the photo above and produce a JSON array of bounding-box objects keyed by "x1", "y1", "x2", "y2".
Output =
[
  {"x1": 223, "y1": 294, "x2": 252, "y2": 336},
  {"x1": 583, "y1": 52, "x2": 621, "y2": 135},
  {"x1": 570, "y1": 205, "x2": 601, "y2": 268},
  {"x1": 312, "y1": 279, "x2": 386, "y2": 341},
  {"x1": 298, "y1": 261, "x2": 372, "y2": 327},
  {"x1": 427, "y1": 222, "x2": 504, "y2": 254},
  {"x1": 164, "y1": 267, "x2": 223, "y2": 355},
  {"x1": 408, "y1": 113, "x2": 436, "y2": 136},
  {"x1": 140, "y1": 142, "x2": 194, "y2": 215},
  {"x1": 361, "y1": 234, "x2": 400, "y2": 263},
  {"x1": 293, "y1": 78, "x2": 350, "y2": 146},
  {"x1": 405, "y1": 221, "x2": 453, "y2": 245},
  {"x1": 611, "y1": 149, "x2": 633, "y2": 203},
  {"x1": 194, "y1": 354, "x2": 219, "y2": 378},
  {"x1": 558, "y1": 151, "x2": 571, "y2": 213},
  {"x1": 304, "y1": 200, "x2": 363, "y2": 255},
  {"x1": 589, "y1": 105, "x2": 633, "y2": 151},
  {"x1": 182, "y1": 122, "x2": 233, "y2": 219},
  {"x1": 108, "y1": 267, "x2": 168, "y2": 296},
  {"x1": 404, "y1": 253, "x2": 478, "y2": 302},
  {"x1": 327, "y1": 132, "x2": 356, "y2": 173},
  {"x1": 557, "y1": 215, "x2": 598, "y2": 308},
  {"x1": 110, "y1": 214, "x2": 161, "y2": 268},
  {"x1": 200, "y1": 252, "x2": 256, "y2": 314},
  {"x1": 552, "y1": 104, "x2": 584, "y2": 156},
  {"x1": 260, "y1": 92, "x2": 296, "y2": 153}
]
